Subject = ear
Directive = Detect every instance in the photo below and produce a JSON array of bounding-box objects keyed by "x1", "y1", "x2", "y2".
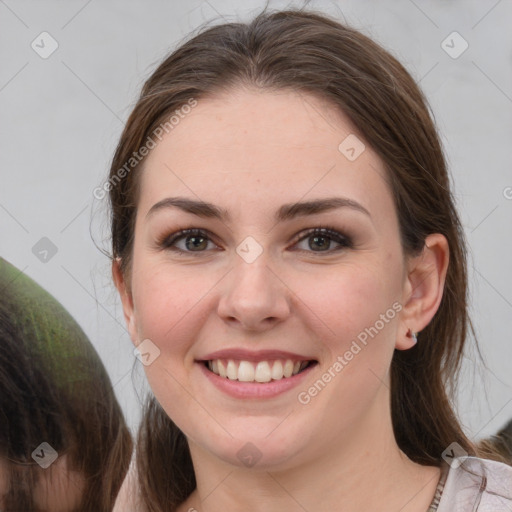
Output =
[
  {"x1": 396, "y1": 233, "x2": 449, "y2": 350},
  {"x1": 112, "y1": 258, "x2": 138, "y2": 344}
]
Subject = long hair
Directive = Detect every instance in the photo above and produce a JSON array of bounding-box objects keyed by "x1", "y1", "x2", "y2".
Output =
[
  {"x1": 0, "y1": 257, "x2": 133, "y2": 511},
  {"x1": 107, "y1": 8, "x2": 505, "y2": 511}
]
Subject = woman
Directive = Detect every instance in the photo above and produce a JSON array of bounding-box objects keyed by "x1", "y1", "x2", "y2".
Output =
[
  {"x1": 0, "y1": 257, "x2": 133, "y2": 511},
  {"x1": 110, "y1": 9, "x2": 512, "y2": 511}
]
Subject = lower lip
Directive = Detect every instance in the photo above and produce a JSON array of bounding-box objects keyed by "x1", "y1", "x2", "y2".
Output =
[{"x1": 197, "y1": 362, "x2": 317, "y2": 399}]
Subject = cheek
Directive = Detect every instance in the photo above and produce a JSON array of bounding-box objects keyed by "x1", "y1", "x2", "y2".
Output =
[
  {"x1": 132, "y1": 265, "x2": 205, "y2": 345},
  {"x1": 297, "y1": 258, "x2": 402, "y2": 345},
  {"x1": 291, "y1": 262, "x2": 401, "y2": 430},
  {"x1": 132, "y1": 267, "x2": 207, "y2": 423}
]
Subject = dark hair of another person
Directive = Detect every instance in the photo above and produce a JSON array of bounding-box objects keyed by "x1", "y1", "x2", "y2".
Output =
[{"x1": 0, "y1": 257, "x2": 133, "y2": 511}]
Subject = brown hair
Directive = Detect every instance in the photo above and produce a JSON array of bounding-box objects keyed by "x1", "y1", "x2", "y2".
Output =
[{"x1": 107, "y1": 8, "x2": 505, "y2": 511}]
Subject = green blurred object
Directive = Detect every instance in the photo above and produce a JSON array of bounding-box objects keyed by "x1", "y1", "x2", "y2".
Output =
[
  {"x1": 0, "y1": 256, "x2": 104, "y2": 393},
  {"x1": 0, "y1": 256, "x2": 133, "y2": 511}
]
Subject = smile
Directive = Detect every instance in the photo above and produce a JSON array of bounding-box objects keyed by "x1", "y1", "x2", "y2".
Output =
[
  {"x1": 196, "y1": 349, "x2": 318, "y2": 398},
  {"x1": 205, "y1": 359, "x2": 313, "y2": 382}
]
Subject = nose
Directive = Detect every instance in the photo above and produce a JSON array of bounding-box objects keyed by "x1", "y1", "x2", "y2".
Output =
[{"x1": 217, "y1": 255, "x2": 291, "y2": 332}]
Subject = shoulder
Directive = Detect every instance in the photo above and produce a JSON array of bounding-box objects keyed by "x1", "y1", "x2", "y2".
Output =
[
  {"x1": 437, "y1": 456, "x2": 512, "y2": 511},
  {"x1": 113, "y1": 455, "x2": 143, "y2": 512}
]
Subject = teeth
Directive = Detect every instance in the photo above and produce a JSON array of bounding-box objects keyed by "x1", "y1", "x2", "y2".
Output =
[
  {"x1": 283, "y1": 360, "x2": 294, "y2": 378},
  {"x1": 271, "y1": 360, "x2": 283, "y2": 380},
  {"x1": 255, "y1": 361, "x2": 272, "y2": 383},
  {"x1": 238, "y1": 361, "x2": 255, "y2": 382},
  {"x1": 218, "y1": 360, "x2": 227, "y2": 378},
  {"x1": 206, "y1": 358, "x2": 311, "y2": 382},
  {"x1": 226, "y1": 360, "x2": 237, "y2": 380},
  {"x1": 299, "y1": 361, "x2": 309, "y2": 372}
]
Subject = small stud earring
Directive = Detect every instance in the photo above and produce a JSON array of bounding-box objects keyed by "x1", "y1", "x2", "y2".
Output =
[{"x1": 407, "y1": 328, "x2": 418, "y2": 344}]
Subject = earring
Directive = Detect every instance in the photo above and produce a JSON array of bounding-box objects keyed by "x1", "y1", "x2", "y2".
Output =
[{"x1": 407, "y1": 328, "x2": 418, "y2": 344}]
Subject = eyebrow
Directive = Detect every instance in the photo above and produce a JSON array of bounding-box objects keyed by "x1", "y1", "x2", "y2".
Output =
[{"x1": 145, "y1": 196, "x2": 371, "y2": 222}]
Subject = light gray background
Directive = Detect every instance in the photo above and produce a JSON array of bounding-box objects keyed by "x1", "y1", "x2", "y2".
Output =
[{"x1": 1, "y1": 0, "x2": 511, "y2": 441}]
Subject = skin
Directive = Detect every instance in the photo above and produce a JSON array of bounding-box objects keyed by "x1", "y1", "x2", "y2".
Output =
[
  {"x1": 0, "y1": 454, "x2": 85, "y2": 512},
  {"x1": 32, "y1": 454, "x2": 85, "y2": 512},
  {"x1": 114, "y1": 87, "x2": 449, "y2": 512}
]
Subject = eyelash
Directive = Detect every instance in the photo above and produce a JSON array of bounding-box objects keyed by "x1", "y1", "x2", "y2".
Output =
[{"x1": 157, "y1": 226, "x2": 353, "y2": 256}]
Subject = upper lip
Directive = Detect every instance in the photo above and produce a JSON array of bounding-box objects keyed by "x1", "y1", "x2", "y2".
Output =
[{"x1": 197, "y1": 349, "x2": 316, "y2": 362}]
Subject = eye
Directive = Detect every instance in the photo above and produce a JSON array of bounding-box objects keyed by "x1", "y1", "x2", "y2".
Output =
[
  {"x1": 159, "y1": 228, "x2": 218, "y2": 254},
  {"x1": 158, "y1": 226, "x2": 352, "y2": 256},
  {"x1": 291, "y1": 227, "x2": 352, "y2": 254}
]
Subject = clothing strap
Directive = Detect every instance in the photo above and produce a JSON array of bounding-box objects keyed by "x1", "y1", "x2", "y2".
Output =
[{"x1": 426, "y1": 462, "x2": 449, "y2": 511}]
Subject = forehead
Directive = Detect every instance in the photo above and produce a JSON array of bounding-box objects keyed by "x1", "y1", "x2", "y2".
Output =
[{"x1": 137, "y1": 88, "x2": 393, "y2": 221}]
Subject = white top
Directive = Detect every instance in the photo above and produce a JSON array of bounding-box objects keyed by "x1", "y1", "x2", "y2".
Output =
[
  {"x1": 113, "y1": 456, "x2": 512, "y2": 511},
  {"x1": 436, "y1": 456, "x2": 512, "y2": 511}
]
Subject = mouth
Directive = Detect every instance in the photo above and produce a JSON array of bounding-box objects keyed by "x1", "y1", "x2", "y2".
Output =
[{"x1": 202, "y1": 358, "x2": 317, "y2": 383}]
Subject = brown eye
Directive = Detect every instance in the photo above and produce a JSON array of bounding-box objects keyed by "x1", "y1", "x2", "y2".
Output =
[
  {"x1": 158, "y1": 226, "x2": 352, "y2": 257},
  {"x1": 160, "y1": 229, "x2": 217, "y2": 254},
  {"x1": 293, "y1": 227, "x2": 352, "y2": 253}
]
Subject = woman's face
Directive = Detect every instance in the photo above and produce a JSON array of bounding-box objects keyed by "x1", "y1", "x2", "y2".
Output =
[{"x1": 117, "y1": 88, "x2": 417, "y2": 469}]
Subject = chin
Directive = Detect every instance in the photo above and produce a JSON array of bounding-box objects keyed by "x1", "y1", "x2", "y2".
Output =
[{"x1": 193, "y1": 419, "x2": 312, "y2": 471}]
